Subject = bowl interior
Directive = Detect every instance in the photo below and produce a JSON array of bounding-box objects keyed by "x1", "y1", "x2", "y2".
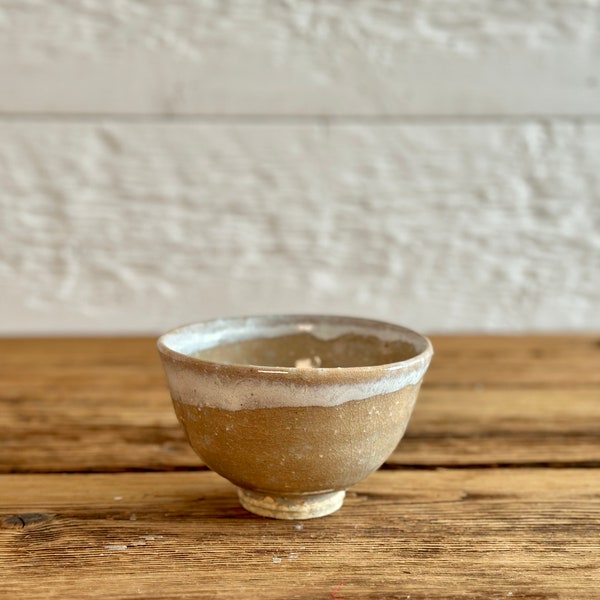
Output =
[
  {"x1": 193, "y1": 331, "x2": 415, "y2": 368},
  {"x1": 160, "y1": 315, "x2": 430, "y2": 369}
]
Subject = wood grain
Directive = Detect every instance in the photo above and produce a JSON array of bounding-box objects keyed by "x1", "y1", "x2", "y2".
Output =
[
  {"x1": 1, "y1": 470, "x2": 598, "y2": 599},
  {"x1": 1, "y1": 336, "x2": 598, "y2": 473},
  {"x1": 1, "y1": 335, "x2": 599, "y2": 599}
]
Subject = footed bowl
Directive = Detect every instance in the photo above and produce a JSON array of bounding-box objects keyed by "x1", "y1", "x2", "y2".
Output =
[{"x1": 157, "y1": 315, "x2": 433, "y2": 519}]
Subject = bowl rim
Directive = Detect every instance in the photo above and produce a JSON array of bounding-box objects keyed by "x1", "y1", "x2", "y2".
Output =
[{"x1": 157, "y1": 314, "x2": 433, "y2": 380}]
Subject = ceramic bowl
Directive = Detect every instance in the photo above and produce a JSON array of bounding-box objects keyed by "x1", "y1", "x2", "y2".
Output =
[{"x1": 157, "y1": 315, "x2": 433, "y2": 519}]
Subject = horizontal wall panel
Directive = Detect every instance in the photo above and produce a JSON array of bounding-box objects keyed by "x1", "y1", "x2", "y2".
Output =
[
  {"x1": 0, "y1": 1, "x2": 598, "y2": 116},
  {"x1": 0, "y1": 120, "x2": 598, "y2": 333}
]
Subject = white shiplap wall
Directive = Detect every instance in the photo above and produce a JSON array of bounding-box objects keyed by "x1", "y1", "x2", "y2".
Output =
[{"x1": 0, "y1": 1, "x2": 599, "y2": 334}]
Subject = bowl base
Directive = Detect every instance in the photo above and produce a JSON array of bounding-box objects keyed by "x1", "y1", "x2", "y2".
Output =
[{"x1": 237, "y1": 488, "x2": 345, "y2": 520}]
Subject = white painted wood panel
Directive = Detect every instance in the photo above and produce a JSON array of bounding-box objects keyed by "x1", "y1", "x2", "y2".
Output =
[
  {"x1": 1, "y1": 0, "x2": 598, "y2": 116},
  {"x1": 1, "y1": 121, "x2": 598, "y2": 334}
]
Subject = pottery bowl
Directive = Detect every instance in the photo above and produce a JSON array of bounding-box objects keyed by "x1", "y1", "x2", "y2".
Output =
[{"x1": 157, "y1": 315, "x2": 433, "y2": 519}]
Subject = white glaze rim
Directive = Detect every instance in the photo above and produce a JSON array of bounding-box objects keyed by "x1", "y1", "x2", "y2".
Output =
[
  {"x1": 157, "y1": 315, "x2": 433, "y2": 410},
  {"x1": 158, "y1": 314, "x2": 431, "y2": 366}
]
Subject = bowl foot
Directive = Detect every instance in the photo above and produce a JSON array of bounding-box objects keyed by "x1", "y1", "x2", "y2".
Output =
[{"x1": 237, "y1": 488, "x2": 345, "y2": 520}]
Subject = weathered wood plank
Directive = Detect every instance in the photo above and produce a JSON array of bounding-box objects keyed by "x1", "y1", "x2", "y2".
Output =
[
  {"x1": 2, "y1": 389, "x2": 598, "y2": 473},
  {"x1": 394, "y1": 386, "x2": 600, "y2": 467},
  {"x1": 0, "y1": 1, "x2": 598, "y2": 115},
  {"x1": 1, "y1": 122, "x2": 599, "y2": 335},
  {"x1": 1, "y1": 470, "x2": 598, "y2": 599},
  {"x1": 426, "y1": 335, "x2": 600, "y2": 387},
  {"x1": 1, "y1": 337, "x2": 598, "y2": 473}
]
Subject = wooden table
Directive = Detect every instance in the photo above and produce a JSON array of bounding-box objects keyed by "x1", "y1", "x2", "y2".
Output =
[{"x1": 1, "y1": 336, "x2": 599, "y2": 599}]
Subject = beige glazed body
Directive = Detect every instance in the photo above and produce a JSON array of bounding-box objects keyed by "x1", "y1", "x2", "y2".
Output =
[{"x1": 157, "y1": 315, "x2": 433, "y2": 519}]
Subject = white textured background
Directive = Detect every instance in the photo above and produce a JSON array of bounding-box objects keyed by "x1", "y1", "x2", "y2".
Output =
[{"x1": 0, "y1": 1, "x2": 599, "y2": 334}]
